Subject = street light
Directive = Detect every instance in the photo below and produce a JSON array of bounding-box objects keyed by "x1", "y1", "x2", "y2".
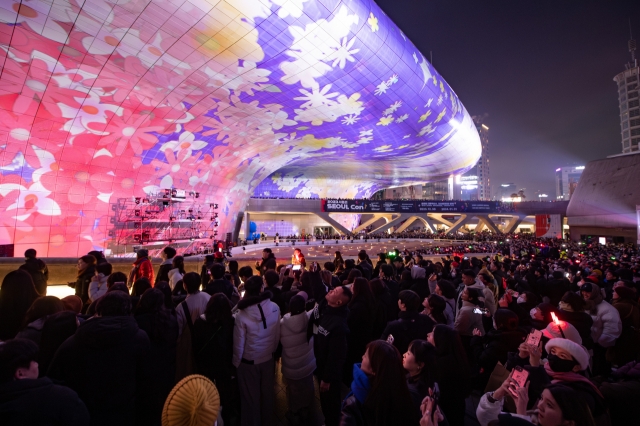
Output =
[{"x1": 538, "y1": 193, "x2": 548, "y2": 201}]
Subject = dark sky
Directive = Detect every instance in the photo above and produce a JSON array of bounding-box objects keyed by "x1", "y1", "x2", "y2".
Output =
[{"x1": 375, "y1": 0, "x2": 640, "y2": 199}]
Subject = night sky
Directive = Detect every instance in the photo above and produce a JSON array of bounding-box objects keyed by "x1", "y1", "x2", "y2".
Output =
[{"x1": 375, "y1": 0, "x2": 640, "y2": 199}]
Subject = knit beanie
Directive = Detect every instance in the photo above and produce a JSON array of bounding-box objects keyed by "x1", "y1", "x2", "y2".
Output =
[
  {"x1": 162, "y1": 375, "x2": 220, "y2": 426},
  {"x1": 545, "y1": 338, "x2": 590, "y2": 371},
  {"x1": 542, "y1": 320, "x2": 582, "y2": 345},
  {"x1": 614, "y1": 286, "x2": 636, "y2": 301},
  {"x1": 61, "y1": 295, "x2": 83, "y2": 314}
]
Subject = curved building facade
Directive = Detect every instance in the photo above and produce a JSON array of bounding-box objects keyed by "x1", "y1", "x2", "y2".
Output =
[{"x1": 0, "y1": 0, "x2": 480, "y2": 256}]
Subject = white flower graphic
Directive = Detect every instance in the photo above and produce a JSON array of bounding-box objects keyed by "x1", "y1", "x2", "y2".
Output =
[
  {"x1": 396, "y1": 114, "x2": 409, "y2": 123},
  {"x1": 295, "y1": 84, "x2": 339, "y2": 109},
  {"x1": 329, "y1": 37, "x2": 360, "y2": 69},
  {"x1": 375, "y1": 81, "x2": 390, "y2": 96},
  {"x1": 3, "y1": 181, "x2": 61, "y2": 219},
  {"x1": 342, "y1": 115, "x2": 360, "y2": 125},
  {"x1": 160, "y1": 132, "x2": 208, "y2": 156}
]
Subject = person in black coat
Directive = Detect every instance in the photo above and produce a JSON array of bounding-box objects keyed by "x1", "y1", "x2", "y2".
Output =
[
  {"x1": 310, "y1": 286, "x2": 351, "y2": 426},
  {"x1": 0, "y1": 339, "x2": 89, "y2": 426},
  {"x1": 344, "y1": 278, "x2": 375, "y2": 384},
  {"x1": 556, "y1": 291, "x2": 595, "y2": 350},
  {"x1": 73, "y1": 255, "x2": 97, "y2": 309},
  {"x1": 428, "y1": 325, "x2": 472, "y2": 426},
  {"x1": 192, "y1": 293, "x2": 238, "y2": 425},
  {"x1": 470, "y1": 309, "x2": 527, "y2": 390},
  {"x1": 205, "y1": 263, "x2": 235, "y2": 300},
  {"x1": 134, "y1": 289, "x2": 178, "y2": 426},
  {"x1": 47, "y1": 291, "x2": 151, "y2": 426},
  {"x1": 19, "y1": 249, "x2": 49, "y2": 296},
  {"x1": 0, "y1": 270, "x2": 40, "y2": 341},
  {"x1": 156, "y1": 247, "x2": 177, "y2": 285},
  {"x1": 381, "y1": 290, "x2": 435, "y2": 356},
  {"x1": 37, "y1": 311, "x2": 79, "y2": 378},
  {"x1": 543, "y1": 271, "x2": 571, "y2": 307}
]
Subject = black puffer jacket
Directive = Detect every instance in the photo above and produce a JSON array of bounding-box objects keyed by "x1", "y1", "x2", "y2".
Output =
[
  {"x1": 381, "y1": 311, "x2": 435, "y2": 355},
  {"x1": 311, "y1": 303, "x2": 349, "y2": 384},
  {"x1": 47, "y1": 316, "x2": 151, "y2": 426},
  {"x1": 74, "y1": 266, "x2": 96, "y2": 307},
  {"x1": 0, "y1": 377, "x2": 89, "y2": 426}
]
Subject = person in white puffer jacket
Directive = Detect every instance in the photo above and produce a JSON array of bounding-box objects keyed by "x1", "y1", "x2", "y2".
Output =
[
  {"x1": 580, "y1": 282, "x2": 621, "y2": 348},
  {"x1": 88, "y1": 263, "x2": 112, "y2": 303},
  {"x1": 280, "y1": 292, "x2": 316, "y2": 425},
  {"x1": 233, "y1": 276, "x2": 281, "y2": 426}
]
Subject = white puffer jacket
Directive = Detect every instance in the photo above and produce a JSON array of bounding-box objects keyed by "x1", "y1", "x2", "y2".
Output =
[
  {"x1": 233, "y1": 293, "x2": 280, "y2": 367},
  {"x1": 280, "y1": 311, "x2": 316, "y2": 380},
  {"x1": 168, "y1": 268, "x2": 184, "y2": 291},
  {"x1": 88, "y1": 273, "x2": 108, "y2": 302},
  {"x1": 590, "y1": 300, "x2": 622, "y2": 348}
]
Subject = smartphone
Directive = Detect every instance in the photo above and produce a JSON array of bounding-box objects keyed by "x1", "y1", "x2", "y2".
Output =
[
  {"x1": 292, "y1": 265, "x2": 301, "y2": 271},
  {"x1": 509, "y1": 366, "x2": 529, "y2": 397},
  {"x1": 431, "y1": 382, "x2": 440, "y2": 422},
  {"x1": 526, "y1": 329, "x2": 543, "y2": 347},
  {"x1": 386, "y1": 334, "x2": 395, "y2": 344},
  {"x1": 473, "y1": 307, "x2": 489, "y2": 315}
]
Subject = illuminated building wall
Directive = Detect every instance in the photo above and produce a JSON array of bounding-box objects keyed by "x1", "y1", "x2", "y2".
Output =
[{"x1": 0, "y1": 0, "x2": 480, "y2": 256}]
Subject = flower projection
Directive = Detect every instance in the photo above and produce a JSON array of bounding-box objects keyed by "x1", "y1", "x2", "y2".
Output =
[{"x1": 0, "y1": 0, "x2": 481, "y2": 256}]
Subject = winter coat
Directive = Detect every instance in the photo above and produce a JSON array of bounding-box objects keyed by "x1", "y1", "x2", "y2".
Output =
[
  {"x1": 455, "y1": 301, "x2": 485, "y2": 337},
  {"x1": 0, "y1": 377, "x2": 90, "y2": 426},
  {"x1": 470, "y1": 328, "x2": 527, "y2": 388},
  {"x1": 346, "y1": 298, "x2": 375, "y2": 373},
  {"x1": 156, "y1": 259, "x2": 173, "y2": 284},
  {"x1": 232, "y1": 292, "x2": 281, "y2": 367},
  {"x1": 88, "y1": 273, "x2": 108, "y2": 303},
  {"x1": 607, "y1": 298, "x2": 640, "y2": 366},
  {"x1": 15, "y1": 317, "x2": 48, "y2": 346},
  {"x1": 455, "y1": 280, "x2": 486, "y2": 314},
  {"x1": 476, "y1": 392, "x2": 534, "y2": 426},
  {"x1": 192, "y1": 315, "x2": 235, "y2": 409},
  {"x1": 47, "y1": 315, "x2": 151, "y2": 426},
  {"x1": 205, "y1": 278, "x2": 235, "y2": 300},
  {"x1": 443, "y1": 302, "x2": 455, "y2": 326},
  {"x1": 280, "y1": 311, "x2": 316, "y2": 380},
  {"x1": 130, "y1": 257, "x2": 154, "y2": 286},
  {"x1": 589, "y1": 299, "x2": 622, "y2": 348},
  {"x1": 74, "y1": 266, "x2": 96, "y2": 306},
  {"x1": 543, "y1": 278, "x2": 571, "y2": 306},
  {"x1": 311, "y1": 303, "x2": 350, "y2": 384},
  {"x1": 134, "y1": 311, "x2": 178, "y2": 426},
  {"x1": 482, "y1": 286, "x2": 498, "y2": 316},
  {"x1": 176, "y1": 291, "x2": 211, "y2": 336},
  {"x1": 381, "y1": 311, "x2": 436, "y2": 355},
  {"x1": 19, "y1": 258, "x2": 49, "y2": 296},
  {"x1": 200, "y1": 262, "x2": 215, "y2": 286},
  {"x1": 556, "y1": 309, "x2": 594, "y2": 349},
  {"x1": 168, "y1": 268, "x2": 183, "y2": 291},
  {"x1": 339, "y1": 363, "x2": 370, "y2": 426}
]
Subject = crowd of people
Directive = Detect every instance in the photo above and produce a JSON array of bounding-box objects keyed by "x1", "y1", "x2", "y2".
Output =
[{"x1": 1, "y1": 237, "x2": 640, "y2": 425}]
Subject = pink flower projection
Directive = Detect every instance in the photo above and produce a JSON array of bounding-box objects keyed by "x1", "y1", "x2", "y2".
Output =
[{"x1": 0, "y1": 0, "x2": 480, "y2": 256}]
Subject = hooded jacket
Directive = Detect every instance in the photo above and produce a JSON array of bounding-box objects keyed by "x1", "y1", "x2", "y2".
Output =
[
  {"x1": 0, "y1": 377, "x2": 89, "y2": 426},
  {"x1": 47, "y1": 316, "x2": 151, "y2": 426},
  {"x1": 280, "y1": 311, "x2": 316, "y2": 380},
  {"x1": 88, "y1": 273, "x2": 108, "y2": 302},
  {"x1": 232, "y1": 292, "x2": 281, "y2": 367},
  {"x1": 585, "y1": 284, "x2": 622, "y2": 347}
]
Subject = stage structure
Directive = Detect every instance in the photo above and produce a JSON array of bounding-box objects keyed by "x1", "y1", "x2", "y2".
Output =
[{"x1": 0, "y1": 0, "x2": 481, "y2": 256}]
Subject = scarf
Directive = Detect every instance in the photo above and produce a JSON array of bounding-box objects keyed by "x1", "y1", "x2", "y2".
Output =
[{"x1": 543, "y1": 362, "x2": 603, "y2": 398}]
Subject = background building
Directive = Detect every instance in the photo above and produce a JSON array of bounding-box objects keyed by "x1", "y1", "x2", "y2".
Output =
[
  {"x1": 452, "y1": 115, "x2": 491, "y2": 200},
  {"x1": 614, "y1": 37, "x2": 639, "y2": 153},
  {"x1": 422, "y1": 179, "x2": 452, "y2": 200},
  {"x1": 555, "y1": 166, "x2": 584, "y2": 200}
]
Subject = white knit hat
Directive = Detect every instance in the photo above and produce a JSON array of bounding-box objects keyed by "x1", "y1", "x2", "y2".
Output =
[
  {"x1": 541, "y1": 320, "x2": 582, "y2": 345},
  {"x1": 545, "y1": 338, "x2": 590, "y2": 371}
]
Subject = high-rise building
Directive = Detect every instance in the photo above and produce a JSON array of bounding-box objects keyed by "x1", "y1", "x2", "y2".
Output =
[
  {"x1": 614, "y1": 36, "x2": 639, "y2": 153},
  {"x1": 555, "y1": 166, "x2": 584, "y2": 200},
  {"x1": 422, "y1": 179, "x2": 452, "y2": 200},
  {"x1": 453, "y1": 116, "x2": 491, "y2": 200}
]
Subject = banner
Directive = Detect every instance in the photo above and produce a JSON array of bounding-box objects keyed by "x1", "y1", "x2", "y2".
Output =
[
  {"x1": 535, "y1": 214, "x2": 562, "y2": 238},
  {"x1": 322, "y1": 199, "x2": 515, "y2": 214}
]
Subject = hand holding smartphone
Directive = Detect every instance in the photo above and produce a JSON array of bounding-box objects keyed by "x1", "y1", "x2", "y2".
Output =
[
  {"x1": 508, "y1": 366, "x2": 529, "y2": 397},
  {"x1": 526, "y1": 329, "x2": 542, "y2": 347}
]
